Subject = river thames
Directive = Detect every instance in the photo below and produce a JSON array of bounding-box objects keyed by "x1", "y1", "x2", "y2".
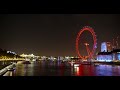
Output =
[{"x1": 1, "y1": 60, "x2": 120, "y2": 76}]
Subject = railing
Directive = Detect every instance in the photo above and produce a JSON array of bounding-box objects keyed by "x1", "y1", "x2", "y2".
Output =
[{"x1": 0, "y1": 63, "x2": 16, "y2": 76}]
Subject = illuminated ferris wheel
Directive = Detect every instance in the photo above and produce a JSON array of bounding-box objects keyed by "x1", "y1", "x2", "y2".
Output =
[{"x1": 76, "y1": 26, "x2": 97, "y2": 60}]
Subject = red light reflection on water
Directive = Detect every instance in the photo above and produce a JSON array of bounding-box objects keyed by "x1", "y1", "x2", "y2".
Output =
[
  {"x1": 59, "y1": 63, "x2": 65, "y2": 76},
  {"x1": 74, "y1": 65, "x2": 83, "y2": 76},
  {"x1": 74, "y1": 65, "x2": 95, "y2": 76},
  {"x1": 75, "y1": 67, "x2": 80, "y2": 76}
]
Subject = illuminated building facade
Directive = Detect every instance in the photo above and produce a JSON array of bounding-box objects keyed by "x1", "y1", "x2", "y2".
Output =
[
  {"x1": 20, "y1": 54, "x2": 35, "y2": 58},
  {"x1": 97, "y1": 42, "x2": 120, "y2": 61},
  {"x1": 20, "y1": 54, "x2": 39, "y2": 60},
  {"x1": 41, "y1": 56, "x2": 47, "y2": 60},
  {"x1": 112, "y1": 49, "x2": 120, "y2": 60},
  {"x1": 7, "y1": 51, "x2": 17, "y2": 55},
  {"x1": 101, "y1": 42, "x2": 112, "y2": 52},
  {"x1": 97, "y1": 52, "x2": 113, "y2": 61},
  {"x1": 58, "y1": 56, "x2": 64, "y2": 60}
]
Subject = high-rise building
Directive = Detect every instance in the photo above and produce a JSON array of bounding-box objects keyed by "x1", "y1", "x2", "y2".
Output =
[
  {"x1": 107, "y1": 42, "x2": 112, "y2": 52},
  {"x1": 101, "y1": 42, "x2": 112, "y2": 52},
  {"x1": 97, "y1": 41, "x2": 120, "y2": 61}
]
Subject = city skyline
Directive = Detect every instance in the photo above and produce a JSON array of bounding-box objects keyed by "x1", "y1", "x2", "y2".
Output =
[{"x1": 0, "y1": 14, "x2": 120, "y2": 56}]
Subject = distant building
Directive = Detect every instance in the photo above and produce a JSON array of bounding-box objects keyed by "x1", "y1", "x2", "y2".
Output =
[
  {"x1": 58, "y1": 56, "x2": 64, "y2": 60},
  {"x1": 20, "y1": 54, "x2": 35, "y2": 58},
  {"x1": 7, "y1": 51, "x2": 17, "y2": 55},
  {"x1": 101, "y1": 42, "x2": 112, "y2": 52},
  {"x1": 97, "y1": 42, "x2": 120, "y2": 61},
  {"x1": 65, "y1": 56, "x2": 71, "y2": 60},
  {"x1": 20, "y1": 53, "x2": 39, "y2": 60},
  {"x1": 112, "y1": 49, "x2": 120, "y2": 60},
  {"x1": 97, "y1": 52, "x2": 113, "y2": 61},
  {"x1": 41, "y1": 56, "x2": 47, "y2": 60}
]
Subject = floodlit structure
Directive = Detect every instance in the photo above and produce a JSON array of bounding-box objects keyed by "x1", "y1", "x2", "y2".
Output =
[
  {"x1": 101, "y1": 42, "x2": 112, "y2": 52},
  {"x1": 97, "y1": 52, "x2": 113, "y2": 62},
  {"x1": 20, "y1": 54, "x2": 35, "y2": 58},
  {"x1": 20, "y1": 54, "x2": 39, "y2": 60},
  {"x1": 97, "y1": 42, "x2": 120, "y2": 61},
  {"x1": 112, "y1": 49, "x2": 120, "y2": 60},
  {"x1": 58, "y1": 56, "x2": 64, "y2": 60},
  {"x1": 7, "y1": 51, "x2": 17, "y2": 55}
]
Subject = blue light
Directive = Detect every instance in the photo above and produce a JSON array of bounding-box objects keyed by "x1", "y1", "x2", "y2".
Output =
[
  {"x1": 101, "y1": 42, "x2": 107, "y2": 52},
  {"x1": 117, "y1": 54, "x2": 120, "y2": 60},
  {"x1": 97, "y1": 55, "x2": 112, "y2": 61},
  {"x1": 112, "y1": 53, "x2": 116, "y2": 60}
]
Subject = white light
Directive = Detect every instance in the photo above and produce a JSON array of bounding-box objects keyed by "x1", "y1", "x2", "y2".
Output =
[{"x1": 74, "y1": 64, "x2": 80, "y2": 67}]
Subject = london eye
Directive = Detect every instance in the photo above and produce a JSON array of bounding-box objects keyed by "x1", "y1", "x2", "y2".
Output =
[{"x1": 76, "y1": 26, "x2": 97, "y2": 61}]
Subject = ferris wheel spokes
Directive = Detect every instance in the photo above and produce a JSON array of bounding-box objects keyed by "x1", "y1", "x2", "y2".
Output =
[
  {"x1": 76, "y1": 26, "x2": 97, "y2": 61},
  {"x1": 84, "y1": 43, "x2": 93, "y2": 60}
]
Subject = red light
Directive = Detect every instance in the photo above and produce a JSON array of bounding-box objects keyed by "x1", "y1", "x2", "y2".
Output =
[{"x1": 75, "y1": 26, "x2": 97, "y2": 60}]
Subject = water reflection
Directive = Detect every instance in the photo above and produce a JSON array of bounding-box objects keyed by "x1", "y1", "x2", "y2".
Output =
[
  {"x1": 73, "y1": 65, "x2": 95, "y2": 76},
  {"x1": 2, "y1": 61, "x2": 120, "y2": 76},
  {"x1": 74, "y1": 67, "x2": 80, "y2": 76}
]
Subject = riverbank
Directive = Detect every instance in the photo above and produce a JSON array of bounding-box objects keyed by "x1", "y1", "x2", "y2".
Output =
[
  {"x1": 0, "y1": 63, "x2": 16, "y2": 76},
  {"x1": 0, "y1": 62, "x2": 11, "y2": 70},
  {"x1": 93, "y1": 61, "x2": 120, "y2": 65}
]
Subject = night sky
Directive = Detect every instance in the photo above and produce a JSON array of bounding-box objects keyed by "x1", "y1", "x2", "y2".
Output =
[{"x1": 0, "y1": 14, "x2": 120, "y2": 56}]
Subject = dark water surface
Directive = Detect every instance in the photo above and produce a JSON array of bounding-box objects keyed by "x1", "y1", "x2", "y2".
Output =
[{"x1": 3, "y1": 61, "x2": 120, "y2": 76}]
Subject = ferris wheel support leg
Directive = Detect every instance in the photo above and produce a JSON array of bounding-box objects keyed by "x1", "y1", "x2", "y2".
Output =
[{"x1": 86, "y1": 46, "x2": 93, "y2": 62}]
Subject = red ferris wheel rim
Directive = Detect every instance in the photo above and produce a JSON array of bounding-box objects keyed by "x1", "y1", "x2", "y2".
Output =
[{"x1": 76, "y1": 26, "x2": 97, "y2": 59}]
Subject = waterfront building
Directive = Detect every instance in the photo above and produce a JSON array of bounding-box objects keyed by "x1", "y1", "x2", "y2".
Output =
[
  {"x1": 101, "y1": 42, "x2": 112, "y2": 52},
  {"x1": 97, "y1": 42, "x2": 120, "y2": 61}
]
